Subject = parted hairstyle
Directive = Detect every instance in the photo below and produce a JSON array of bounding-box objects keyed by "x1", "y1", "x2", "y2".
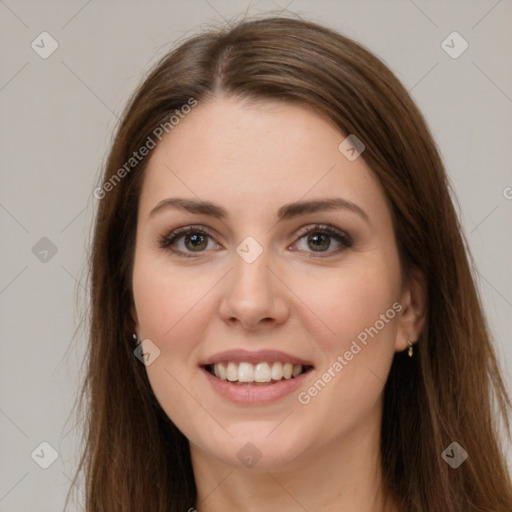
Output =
[{"x1": 67, "y1": 15, "x2": 512, "y2": 512}]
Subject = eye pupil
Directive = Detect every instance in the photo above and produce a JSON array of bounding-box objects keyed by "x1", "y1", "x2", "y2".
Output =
[
  {"x1": 308, "y1": 233, "x2": 330, "y2": 251},
  {"x1": 186, "y1": 233, "x2": 207, "y2": 251}
]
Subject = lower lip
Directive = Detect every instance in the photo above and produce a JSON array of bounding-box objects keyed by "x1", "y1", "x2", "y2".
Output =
[{"x1": 200, "y1": 367, "x2": 313, "y2": 405}]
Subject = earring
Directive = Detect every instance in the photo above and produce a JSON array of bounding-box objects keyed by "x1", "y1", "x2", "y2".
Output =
[
  {"x1": 408, "y1": 341, "x2": 415, "y2": 357},
  {"x1": 133, "y1": 333, "x2": 140, "y2": 345}
]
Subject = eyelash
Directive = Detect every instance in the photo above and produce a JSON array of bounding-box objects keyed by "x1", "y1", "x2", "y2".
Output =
[{"x1": 158, "y1": 224, "x2": 353, "y2": 259}]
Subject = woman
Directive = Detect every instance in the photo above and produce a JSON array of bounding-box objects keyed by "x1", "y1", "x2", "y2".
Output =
[{"x1": 68, "y1": 16, "x2": 512, "y2": 512}]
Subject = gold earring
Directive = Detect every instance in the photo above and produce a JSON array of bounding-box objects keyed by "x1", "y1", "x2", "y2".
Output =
[{"x1": 408, "y1": 341, "x2": 414, "y2": 357}]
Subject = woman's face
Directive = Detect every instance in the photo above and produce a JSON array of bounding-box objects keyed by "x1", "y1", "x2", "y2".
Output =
[{"x1": 131, "y1": 96, "x2": 421, "y2": 471}]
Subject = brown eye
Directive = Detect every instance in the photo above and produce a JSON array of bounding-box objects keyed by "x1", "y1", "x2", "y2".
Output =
[
  {"x1": 294, "y1": 224, "x2": 353, "y2": 256},
  {"x1": 183, "y1": 233, "x2": 208, "y2": 251},
  {"x1": 159, "y1": 226, "x2": 220, "y2": 258},
  {"x1": 307, "y1": 232, "x2": 331, "y2": 251}
]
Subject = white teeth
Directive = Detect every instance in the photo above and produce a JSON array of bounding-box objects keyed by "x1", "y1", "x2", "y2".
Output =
[
  {"x1": 217, "y1": 363, "x2": 227, "y2": 380},
  {"x1": 238, "y1": 362, "x2": 254, "y2": 382},
  {"x1": 226, "y1": 361, "x2": 238, "y2": 381},
  {"x1": 271, "y1": 361, "x2": 283, "y2": 380},
  {"x1": 283, "y1": 363, "x2": 293, "y2": 379},
  {"x1": 210, "y1": 361, "x2": 306, "y2": 383},
  {"x1": 254, "y1": 362, "x2": 271, "y2": 382}
]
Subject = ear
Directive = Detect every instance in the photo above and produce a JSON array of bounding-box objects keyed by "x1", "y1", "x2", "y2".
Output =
[{"x1": 395, "y1": 266, "x2": 427, "y2": 353}]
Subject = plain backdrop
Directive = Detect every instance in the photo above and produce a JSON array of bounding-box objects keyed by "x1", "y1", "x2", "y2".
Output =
[{"x1": 0, "y1": 1, "x2": 511, "y2": 510}]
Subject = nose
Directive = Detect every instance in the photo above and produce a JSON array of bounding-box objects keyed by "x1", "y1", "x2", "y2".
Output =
[{"x1": 218, "y1": 249, "x2": 289, "y2": 332}]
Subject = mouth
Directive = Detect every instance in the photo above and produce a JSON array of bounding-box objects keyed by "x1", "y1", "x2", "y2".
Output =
[
  {"x1": 199, "y1": 349, "x2": 315, "y2": 403},
  {"x1": 202, "y1": 361, "x2": 314, "y2": 386}
]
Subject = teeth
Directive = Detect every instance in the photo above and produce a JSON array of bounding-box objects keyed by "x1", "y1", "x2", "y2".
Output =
[
  {"x1": 226, "y1": 361, "x2": 238, "y2": 381},
  {"x1": 271, "y1": 361, "x2": 283, "y2": 380},
  {"x1": 283, "y1": 363, "x2": 293, "y2": 379},
  {"x1": 254, "y1": 362, "x2": 271, "y2": 382},
  {"x1": 210, "y1": 361, "x2": 305, "y2": 383},
  {"x1": 217, "y1": 363, "x2": 227, "y2": 380},
  {"x1": 238, "y1": 362, "x2": 254, "y2": 382}
]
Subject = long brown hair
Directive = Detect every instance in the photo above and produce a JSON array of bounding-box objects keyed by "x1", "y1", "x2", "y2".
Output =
[{"x1": 66, "y1": 15, "x2": 512, "y2": 511}]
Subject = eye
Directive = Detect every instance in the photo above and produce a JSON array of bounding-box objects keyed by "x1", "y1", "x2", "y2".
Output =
[
  {"x1": 159, "y1": 223, "x2": 353, "y2": 259},
  {"x1": 292, "y1": 224, "x2": 353, "y2": 257},
  {"x1": 158, "y1": 225, "x2": 220, "y2": 258}
]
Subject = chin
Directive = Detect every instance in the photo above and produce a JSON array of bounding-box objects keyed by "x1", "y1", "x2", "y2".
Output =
[{"x1": 192, "y1": 421, "x2": 314, "y2": 472}]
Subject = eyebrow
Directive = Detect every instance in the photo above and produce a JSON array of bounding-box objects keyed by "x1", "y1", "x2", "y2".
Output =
[{"x1": 148, "y1": 197, "x2": 370, "y2": 224}]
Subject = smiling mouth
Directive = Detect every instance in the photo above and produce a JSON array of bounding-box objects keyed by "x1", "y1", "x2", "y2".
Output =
[{"x1": 203, "y1": 361, "x2": 314, "y2": 386}]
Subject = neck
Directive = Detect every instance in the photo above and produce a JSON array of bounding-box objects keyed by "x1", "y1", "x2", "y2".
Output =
[{"x1": 190, "y1": 409, "x2": 396, "y2": 512}]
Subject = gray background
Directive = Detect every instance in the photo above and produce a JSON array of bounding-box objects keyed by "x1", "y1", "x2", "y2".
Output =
[{"x1": 1, "y1": 1, "x2": 511, "y2": 510}]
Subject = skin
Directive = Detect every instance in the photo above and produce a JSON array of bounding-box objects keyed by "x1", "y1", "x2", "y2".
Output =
[{"x1": 131, "y1": 96, "x2": 426, "y2": 511}]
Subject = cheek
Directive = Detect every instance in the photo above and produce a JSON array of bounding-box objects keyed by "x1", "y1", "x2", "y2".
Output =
[
  {"x1": 292, "y1": 262, "x2": 400, "y2": 428},
  {"x1": 132, "y1": 249, "x2": 214, "y2": 340},
  {"x1": 131, "y1": 252, "x2": 212, "y2": 392},
  {"x1": 132, "y1": 253, "x2": 216, "y2": 435},
  {"x1": 294, "y1": 259, "x2": 400, "y2": 350},
  {"x1": 293, "y1": 260, "x2": 400, "y2": 408}
]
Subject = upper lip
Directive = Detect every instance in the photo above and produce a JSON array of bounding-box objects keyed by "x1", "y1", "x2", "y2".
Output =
[{"x1": 200, "y1": 349, "x2": 314, "y2": 367}]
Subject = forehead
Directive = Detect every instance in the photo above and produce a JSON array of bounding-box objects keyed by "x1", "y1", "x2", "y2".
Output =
[{"x1": 139, "y1": 97, "x2": 387, "y2": 223}]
